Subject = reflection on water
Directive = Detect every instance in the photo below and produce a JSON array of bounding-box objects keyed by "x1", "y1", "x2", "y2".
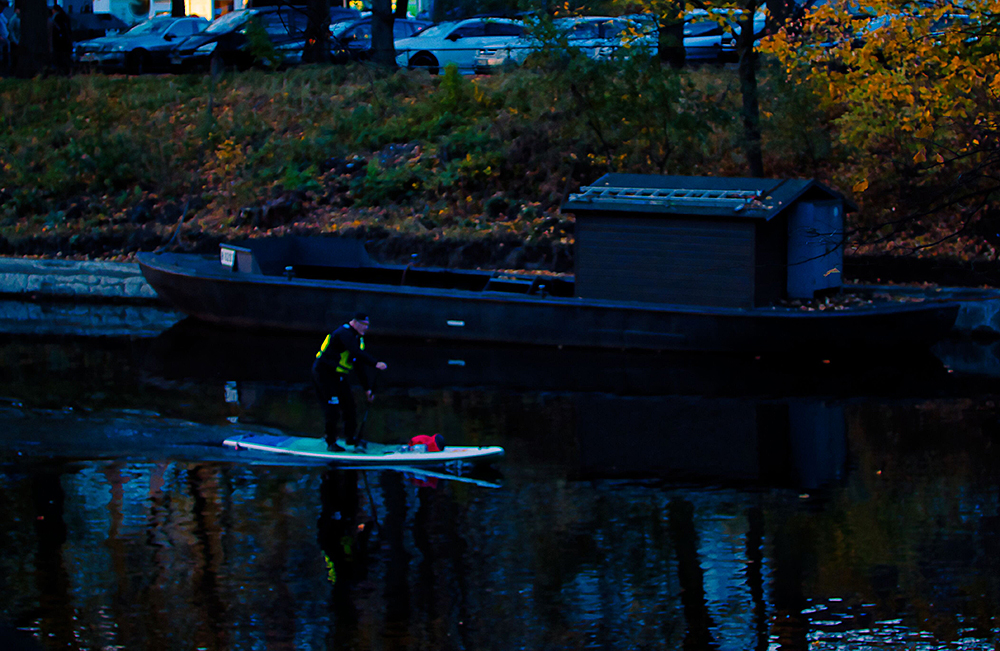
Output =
[{"x1": 0, "y1": 310, "x2": 999, "y2": 649}]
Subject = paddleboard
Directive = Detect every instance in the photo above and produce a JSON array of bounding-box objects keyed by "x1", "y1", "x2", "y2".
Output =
[{"x1": 223, "y1": 433, "x2": 504, "y2": 467}]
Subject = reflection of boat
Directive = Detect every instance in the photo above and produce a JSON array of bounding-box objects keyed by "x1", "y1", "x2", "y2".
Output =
[
  {"x1": 573, "y1": 394, "x2": 846, "y2": 490},
  {"x1": 146, "y1": 318, "x2": 962, "y2": 398},
  {"x1": 0, "y1": 299, "x2": 182, "y2": 338},
  {"x1": 136, "y1": 235, "x2": 959, "y2": 354}
]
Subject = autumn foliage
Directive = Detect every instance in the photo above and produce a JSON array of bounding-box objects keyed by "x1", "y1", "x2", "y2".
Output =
[{"x1": 761, "y1": 0, "x2": 1000, "y2": 260}]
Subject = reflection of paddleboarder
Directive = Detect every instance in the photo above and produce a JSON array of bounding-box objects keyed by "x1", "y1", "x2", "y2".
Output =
[
  {"x1": 312, "y1": 313, "x2": 387, "y2": 451},
  {"x1": 317, "y1": 469, "x2": 372, "y2": 610}
]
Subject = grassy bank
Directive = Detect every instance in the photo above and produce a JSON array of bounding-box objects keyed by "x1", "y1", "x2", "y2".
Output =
[{"x1": 0, "y1": 58, "x2": 992, "y2": 271}]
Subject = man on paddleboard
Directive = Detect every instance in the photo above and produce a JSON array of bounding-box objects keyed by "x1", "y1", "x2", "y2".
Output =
[{"x1": 313, "y1": 312, "x2": 387, "y2": 451}]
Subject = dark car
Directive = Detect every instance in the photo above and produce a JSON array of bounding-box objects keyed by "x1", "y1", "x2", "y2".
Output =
[
  {"x1": 329, "y1": 16, "x2": 431, "y2": 64},
  {"x1": 74, "y1": 16, "x2": 209, "y2": 73},
  {"x1": 69, "y1": 12, "x2": 130, "y2": 43},
  {"x1": 168, "y1": 6, "x2": 359, "y2": 71}
]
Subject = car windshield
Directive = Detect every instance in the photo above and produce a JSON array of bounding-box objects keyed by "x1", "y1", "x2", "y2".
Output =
[
  {"x1": 407, "y1": 22, "x2": 453, "y2": 39},
  {"x1": 598, "y1": 20, "x2": 628, "y2": 38},
  {"x1": 560, "y1": 20, "x2": 601, "y2": 39},
  {"x1": 205, "y1": 11, "x2": 249, "y2": 34},
  {"x1": 123, "y1": 18, "x2": 174, "y2": 35}
]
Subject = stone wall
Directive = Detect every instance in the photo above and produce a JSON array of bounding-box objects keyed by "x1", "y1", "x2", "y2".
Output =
[{"x1": 0, "y1": 257, "x2": 160, "y2": 303}]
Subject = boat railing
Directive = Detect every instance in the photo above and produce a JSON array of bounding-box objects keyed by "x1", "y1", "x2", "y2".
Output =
[{"x1": 216, "y1": 240, "x2": 574, "y2": 297}]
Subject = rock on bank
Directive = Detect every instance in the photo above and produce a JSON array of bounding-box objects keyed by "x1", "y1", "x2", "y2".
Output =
[{"x1": 0, "y1": 257, "x2": 159, "y2": 303}]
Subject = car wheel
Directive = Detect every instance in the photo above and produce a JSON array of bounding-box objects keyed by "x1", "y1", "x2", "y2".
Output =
[
  {"x1": 408, "y1": 52, "x2": 439, "y2": 75},
  {"x1": 127, "y1": 50, "x2": 149, "y2": 75}
]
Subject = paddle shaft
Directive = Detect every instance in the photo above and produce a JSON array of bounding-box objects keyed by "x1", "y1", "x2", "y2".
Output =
[{"x1": 356, "y1": 375, "x2": 377, "y2": 440}]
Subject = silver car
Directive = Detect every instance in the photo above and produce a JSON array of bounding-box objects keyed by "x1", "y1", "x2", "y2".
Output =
[
  {"x1": 474, "y1": 15, "x2": 658, "y2": 73},
  {"x1": 74, "y1": 15, "x2": 209, "y2": 73},
  {"x1": 395, "y1": 18, "x2": 526, "y2": 74}
]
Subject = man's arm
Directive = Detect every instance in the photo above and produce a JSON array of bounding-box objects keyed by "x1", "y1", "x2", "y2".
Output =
[{"x1": 334, "y1": 328, "x2": 377, "y2": 365}]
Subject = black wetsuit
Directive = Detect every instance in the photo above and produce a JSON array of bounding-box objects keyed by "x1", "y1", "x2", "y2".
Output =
[{"x1": 312, "y1": 323, "x2": 379, "y2": 446}]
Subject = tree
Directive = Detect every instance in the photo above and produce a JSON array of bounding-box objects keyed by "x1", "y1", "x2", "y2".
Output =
[
  {"x1": 626, "y1": 0, "x2": 687, "y2": 67},
  {"x1": 15, "y1": 0, "x2": 48, "y2": 78},
  {"x1": 304, "y1": 0, "x2": 332, "y2": 63},
  {"x1": 734, "y1": 0, "x2": 766, "y2": 176},
  {"x1": 679, "y1": 0, "x2": 771, "y2": 175},
  {"x1": 171, "y1": 0, "x2": 185, "y2": 17},
  {"x1": 628, "y1": 0, "x2": 775, "y2": 175},
  {"x1": 761, "y1": 0, "x2": 1000, "y2": 248},
  {"x1": 370, "y1": 0, "x2": 396, "y2": 67}
]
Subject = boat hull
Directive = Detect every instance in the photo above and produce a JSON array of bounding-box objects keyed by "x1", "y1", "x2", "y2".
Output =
[{"x1": 138, "y1": 251, "x2": 960, "y2": 353}]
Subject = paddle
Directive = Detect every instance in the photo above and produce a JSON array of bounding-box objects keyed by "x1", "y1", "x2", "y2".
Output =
[
  {"x1": 354, "y1": 406, "x2": 370, "y2": 444},
  {"x1": 361, "y1": 470, "x2": 381, "y2": 534},
  {"x1": 354, "y1": 374, "x2": 377, "y2": 446}
]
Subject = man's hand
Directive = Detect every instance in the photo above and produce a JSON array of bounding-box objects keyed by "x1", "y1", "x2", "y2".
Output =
[
  {"x1": 376, "y1": 361, "x2": 387, "y2": 370},
  {"x1": 366, "y1": 389, "x2": 375, "y2": 402}
]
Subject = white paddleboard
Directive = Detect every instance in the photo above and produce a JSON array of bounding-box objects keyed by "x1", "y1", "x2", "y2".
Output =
[{"x1": 223, "y1": 433, "x2": 504, "y2": 466}]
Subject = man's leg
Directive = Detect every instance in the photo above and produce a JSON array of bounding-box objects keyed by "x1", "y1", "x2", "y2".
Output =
[
  {"x1": 313, "y1": 365, "x2": 345, "y2": 451},
  {"x1": 323, "y1": 396, "x2": 344, "y2": 450}
]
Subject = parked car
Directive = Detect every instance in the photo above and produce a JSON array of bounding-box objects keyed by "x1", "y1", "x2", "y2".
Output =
[
  {"x1": 168, "y1": 6, "x2": 359, "y2": 71},
  {"x1": 329, "y1": 16, "x2": 431, "y2": 63},
  {"x1": 474, "y1": 14, "x2": 658, "y2": 73},
  {"x1": 683, "y1": 9, "x2": 766, "y2": 63},
  {"x1": 74, "y1": 15, "x2": 209, "y2": 73},
  {"x1": 394, "y1": 17, "x2": 526, "y2": 74},
  {"x1": 69, "y1": 12, "x2": 130, "y2": 43}
]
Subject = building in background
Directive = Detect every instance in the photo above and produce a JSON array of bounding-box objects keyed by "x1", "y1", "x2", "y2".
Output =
[
  {"x1": 88, "y1": 0, "x2": 427, "y2": 27},
  {"x1": 148, "y1": 0, "x2": 244, "y2": 21},
  {"x1": 59, "y1": 0, "x2": 94, "y2": 14}
]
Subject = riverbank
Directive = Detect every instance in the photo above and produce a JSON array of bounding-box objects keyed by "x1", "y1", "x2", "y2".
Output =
[{"x1": 0, "y1": 256, "x2": 160, "y2": 303}]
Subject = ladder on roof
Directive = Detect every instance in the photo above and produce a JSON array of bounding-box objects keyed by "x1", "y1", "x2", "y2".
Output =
[{"x1": 568, "y1": 185, "x2": 765, "y2": 209}]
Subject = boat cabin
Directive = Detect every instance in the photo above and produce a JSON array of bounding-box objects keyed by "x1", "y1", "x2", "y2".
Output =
[{"x1": 562, "y1": 174, "x2": 853, "y2": 308}]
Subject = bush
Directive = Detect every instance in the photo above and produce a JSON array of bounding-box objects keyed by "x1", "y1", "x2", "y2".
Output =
[{"x1": 0, "y1": 60, "x2": 864, "y2": 262}]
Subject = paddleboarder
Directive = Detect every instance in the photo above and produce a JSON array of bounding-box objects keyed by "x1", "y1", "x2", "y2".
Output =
[{"x1": 313, "y1": 312, "x2": 387, "y2": 451}]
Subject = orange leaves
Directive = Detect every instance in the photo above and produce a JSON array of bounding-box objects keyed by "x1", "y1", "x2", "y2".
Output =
[{"x1": 766, "y1": 0, "x2": 994, "y2": 175}]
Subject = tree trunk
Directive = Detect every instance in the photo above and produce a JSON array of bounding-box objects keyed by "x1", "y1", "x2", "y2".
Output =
[
  {"x1": 737, "y1": 11, "x2": 764, "y2": 177},
  {"x1": 304, "y1": 0, "x2": 330, "y2": 64},
  {"x1": 171, "y1": 0, "x2": 185, "y2": 18},
  {"x1": 16, "y1": 0, "x2": 48, "y2": 78},
  {"x1": 370, "y1": 0, "x2": 395, "y2": 68},
  {"x1": 658, "y1": 18, "x2": 685, "y2": 69}
]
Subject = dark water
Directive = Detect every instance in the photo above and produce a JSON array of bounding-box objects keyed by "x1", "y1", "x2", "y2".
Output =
[{"x1": 2, "y1": 310, "x2": 1000, "y2": 650}]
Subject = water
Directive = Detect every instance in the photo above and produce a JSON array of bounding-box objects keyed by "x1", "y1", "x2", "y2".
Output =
[{"x1": 1, "y1": 310, "x2": 1000, "y2": 650}]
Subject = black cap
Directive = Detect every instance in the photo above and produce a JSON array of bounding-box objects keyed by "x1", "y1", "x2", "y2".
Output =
[{"x1": 353, "y1": 312, "x2": 369, "y2": 322}]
